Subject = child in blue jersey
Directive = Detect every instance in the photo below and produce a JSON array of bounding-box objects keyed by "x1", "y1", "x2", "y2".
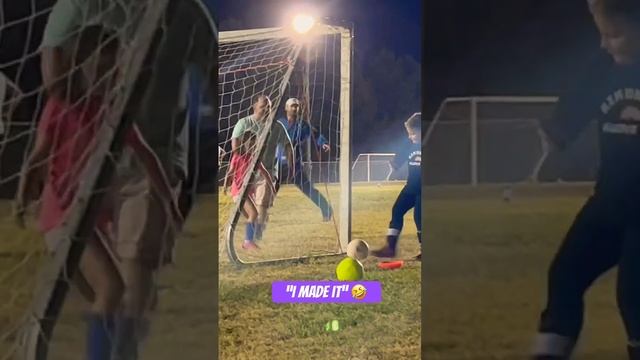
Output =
[
  {"x1": 531, "y1": 1, "x2": 640, "y2": 359},
  {"x1": 371, "y1": 113, "x2": 422, "y2": 260},
  {"x1": 276, "y1": 98, "x2": 333, "y2": 221}
]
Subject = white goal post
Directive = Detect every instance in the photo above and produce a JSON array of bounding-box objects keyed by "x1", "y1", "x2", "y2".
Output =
[
  {"x1": 424, "y1": 96, "x2": 564, "y2": 187},
  {"x1": 352, "y1": 153, "x2": 397, "y2": 183},
  {"x1": 218, "y1": 23, "x2": 352, "y2": 266}
]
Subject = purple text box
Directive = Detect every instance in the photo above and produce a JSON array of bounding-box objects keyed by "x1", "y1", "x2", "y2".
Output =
[{"x1": 272, "y1": 281, "x2": 382, "y2": 304}]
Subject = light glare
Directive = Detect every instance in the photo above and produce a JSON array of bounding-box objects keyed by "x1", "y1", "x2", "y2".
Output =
[{"x1": 292, "y1": 14, "x2": 316, "y2": 34}]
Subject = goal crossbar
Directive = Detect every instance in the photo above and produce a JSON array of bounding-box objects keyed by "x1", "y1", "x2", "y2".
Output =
[
  {"x1": 440, "y1": 96, "x2": 558, "y2": 104},
  {"x1": 220, "y1": 24, "x2": 350, "y2": 43}
]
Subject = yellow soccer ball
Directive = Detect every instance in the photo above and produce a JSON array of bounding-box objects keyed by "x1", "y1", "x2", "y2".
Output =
[{"x1": 336, "y1": 257, "x2": 364, "y2": 281}]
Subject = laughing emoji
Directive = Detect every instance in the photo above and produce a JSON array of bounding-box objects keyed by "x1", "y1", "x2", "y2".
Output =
[{"x1": 351, "y1": 284, "x2": 367, "y2": 300}]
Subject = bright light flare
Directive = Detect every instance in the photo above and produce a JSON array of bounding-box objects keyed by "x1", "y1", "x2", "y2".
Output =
[{"x1": 292, "y1": 13, "x2": 316, "y2": 34}]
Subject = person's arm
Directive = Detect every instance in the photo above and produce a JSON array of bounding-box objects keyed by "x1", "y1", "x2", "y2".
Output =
[
  {"x1": 230, "y1": 119, "x2": 246, "y2": 154},
  {"x1": 387, "y1": 152, "x2": 406, "y2": 182},
  {"x1": 15, "y1": 109, "x2": 55, "y2": 226},
  {"x1": 223, "y1": 157, "x2": 235, "y2": 195},
  {"x1": 127, "y1": 125, "x2": 184, "y2": 227},
  {"x1": 16, "y1": 134, "x2": 51, "y2": 207},
  {"x1": 540, "y1": 53, "x2": 610, "y2": 151},
  {"x1": 231, "y1": 137, "x2": 241, "y2": 154},
  {"x1": 40, "y1": 0, "x2": 81, "y2": 94},
  {"x1": 309, "y1": 123, "x2": 330, "y2": 152},
  {"x1": 41, "y1": 47, "x2": 69, "y2": 96},
  {"x1": 390, "y1": 143, "x2": 410, "y2": 171}
]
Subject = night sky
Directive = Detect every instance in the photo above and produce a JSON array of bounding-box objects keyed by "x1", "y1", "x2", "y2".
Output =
[
  {"x1": 424, "y1": 0, "x2": 600, "y2": 119},
  {"x1": 215, "y1": 0, "x2": 605, "y2": 153},
  {"x1": 214, "y1": 0, "x2": 421, "y2": 60},
  {"x1": 4, "y1": 1, "x2": 605, "y2": 156},
  {"x1": 214, "y1": 0, "x2": 422, "y2": 155}
]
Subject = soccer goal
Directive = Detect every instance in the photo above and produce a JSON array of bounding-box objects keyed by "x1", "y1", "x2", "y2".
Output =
[
  {"x1": 423, "y1": 96, "x2": 576, "y2": 186},
  {"x1": 218, "y1": 24, "x2": 352, "y2": 266},
  {"x1": 352, "y1": 153, "x2": 400, "y2": 183}
]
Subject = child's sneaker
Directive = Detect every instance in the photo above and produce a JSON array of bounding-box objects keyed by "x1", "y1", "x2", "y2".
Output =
[
  {"x1": 242, "y1": 241, "x2": 259, "y2": 250},
  {"x1": 370, "y1": 245, "x2": 396, "y2": 258}
]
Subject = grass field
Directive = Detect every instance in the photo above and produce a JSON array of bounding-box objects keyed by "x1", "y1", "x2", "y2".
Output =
[
  {"x1": 424, "y1": 183, "x2": 627, "y2": 360},
  {"x1": 0, "y1": 183, "x2": 420, "y2": 359},
  {"x1": 4, "y1": 181, "x2": 625, "y2": 359},
  {"x1": 0, "y1": 198, "x2": 218, "y2": 360},
  {"x1": 2, "y1": 181, "x2": 630, "y2": 359},
  {"x1": 218, "y1": 183, "x2": 421, "y2": 359}
]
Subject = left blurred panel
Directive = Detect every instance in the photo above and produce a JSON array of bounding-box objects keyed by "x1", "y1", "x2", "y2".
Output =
[{"x1": 0, "y1": 1, "x2": 219, "y2": 359}]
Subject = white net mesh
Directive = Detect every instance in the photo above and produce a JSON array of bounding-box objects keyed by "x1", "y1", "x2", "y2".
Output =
[
  {"x1": 218, "y1": 26, "x2": 350, "y2": 265},
  {"x1": 1, "y1": 1, "x2": 217, "y2": 359}
]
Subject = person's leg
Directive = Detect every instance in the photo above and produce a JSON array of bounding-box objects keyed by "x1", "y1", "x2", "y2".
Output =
[
  {"x1": 112, "y1": 178, "x2": 171, "y2": 360},
  {"x1": 110, "y1": 180, "x2": 143, "y2": 360},
  {"x1": 242, "y1": 198, "x2": 259, "y2": 250},
  {"x1": 295, "y1": 169, "x2": 332, "y2": 220},
  {"x1": 371, "y1": 185, "x2": 415, "y2": 258},
  {"x1": 413, "y1": 190, "x2": 422, "y2": 260},
  {"x1": 73, "y1": 268, "x2": 96, "y2": 303},
  {"x1": 115, "y1": 258, "x2": 155, "y2": 360},
  {"x1": 617, "y1": 224, "x2": 640, "y2": 359},
  {"x1": 233, "y1": 194, "x2": 249, "y2": 218},
  {"x1": 254, "y1": 176, "x2": 272, "y2": 240},
  {"x1": 78, "y1": 233, "x2": 125, "y2": 360},
  {"x1": 46, "y1": 227, "x2": 99, "y2": 302},
  {"x1": 532, "y1": 196, "x2": 622, "y2": 359}
]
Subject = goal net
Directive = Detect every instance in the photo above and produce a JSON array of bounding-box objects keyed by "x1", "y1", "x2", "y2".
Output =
[
  {"x1": 352, "y1": 153, "x2": 400, "y2": 183},
  {"x1": 218, "y1": 24, "x2": 352, "y2": 266},
  {"x1": 1, "y1": 1, "x2": 217, "y2": 359},
  {"x1": 423, "y1": 96, "x2": 600, "y2": 187}
]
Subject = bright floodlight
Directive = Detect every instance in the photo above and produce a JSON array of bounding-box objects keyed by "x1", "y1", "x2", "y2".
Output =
[{"x1": 292, "y1": 13, "x2": 316, "y2": 34}]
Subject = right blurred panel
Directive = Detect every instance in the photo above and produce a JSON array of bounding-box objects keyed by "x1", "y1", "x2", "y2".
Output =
[{"x1": 423, "y1": 0, "x2": 637, "y2": 359}]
